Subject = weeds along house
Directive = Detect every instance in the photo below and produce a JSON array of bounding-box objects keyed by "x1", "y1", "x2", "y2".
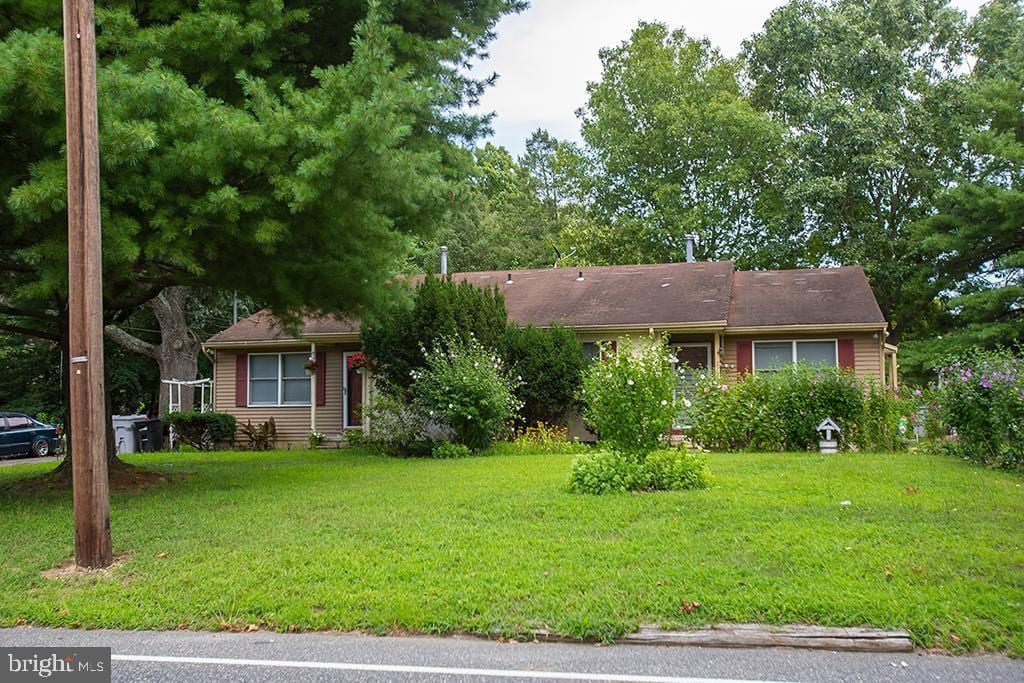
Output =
[{"x1": 203, "y1": 260, "x2": 898, "y2": 447}]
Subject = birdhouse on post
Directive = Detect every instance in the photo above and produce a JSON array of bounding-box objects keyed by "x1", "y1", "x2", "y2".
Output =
[{"x1": 817, "y1": 417, "x2": 841, "y2": 454}]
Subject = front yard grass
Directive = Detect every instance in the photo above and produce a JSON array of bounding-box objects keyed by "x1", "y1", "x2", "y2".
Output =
[{"x1": 0, "y1": 449, "x2": 1021, "y2": 654}]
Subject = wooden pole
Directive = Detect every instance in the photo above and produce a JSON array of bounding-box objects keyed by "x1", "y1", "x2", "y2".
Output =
[{"x1": 63, "y1": 0, "x2": 112, "y2": 569}]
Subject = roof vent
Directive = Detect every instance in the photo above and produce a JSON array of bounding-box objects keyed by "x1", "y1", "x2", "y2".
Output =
[
  {"x1": 506, "y1": 273, "x2": 513, "y2": 284},
  {"x1": 685, "y1": 235, "x2": 697, "y2": 263},
  {"x1": 440, "y1": 245, "x2": 448, "y2": 275},
  {"x1": 576, "y1": 271, "x2": 584, "y2": 281}
]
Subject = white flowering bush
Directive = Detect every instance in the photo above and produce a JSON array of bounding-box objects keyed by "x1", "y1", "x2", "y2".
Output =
[
  {"x1": 579, "y1": 334, "x2": 678, "y2": 460},
  {"x1": 413, "y1": 337, "x2": 522, "y2": 451}
]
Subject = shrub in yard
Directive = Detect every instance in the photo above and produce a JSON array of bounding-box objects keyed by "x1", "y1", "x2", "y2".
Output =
[
  {"x1": 431, "y1": 442, "x2": 472, "y2": 459},
  {"x1": 362, "y1": 388, "x2": 444, "y2": 457},
  {"x1": 360, "y1": 274, "x2": 508, "y2": 397},
  {"x1": 579, "y1": 334, "x2": 677, "y2": 460},
  {"x1": 413, "y1": 337, "x2": 521, "y2": 451},
  {"x1": 503, "y1": 323, "x2": 586, "y2": 426},
  {"x1": 569, "y1": 451, "x2": 640, "y2": 494},
  {"x1": 689, "y1": 365, "x2": 864, "y2": 451},
  {"x1": 512, "y1": 422, "x2": 590, "y2": 454},
  {"x1": 934, "y1": 349, "x2": 1024, "y2": 470},
  {"x1": 636, "y1": 449, "x2": 711, "y2": 491},
  {"x1": 166, "y1": 411, "x2": 236, "y2": 451},
  {"x1": 853, "y1": 383, "x2": 913, "y2": 452},
  {"x1": 240, "y1": 418, "x2": 276, "y2": 451}
]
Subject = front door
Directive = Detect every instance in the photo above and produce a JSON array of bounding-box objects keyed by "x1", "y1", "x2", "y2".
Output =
[
  {"x1": 674, "y1": 344, "x2": 711, "y2": 379},
  {"x1": 343, "y1": 353, "x2": 363, "y2": 428},
  {"x1": 672, "y1": 344, "x2": 712, "y2": 427}
]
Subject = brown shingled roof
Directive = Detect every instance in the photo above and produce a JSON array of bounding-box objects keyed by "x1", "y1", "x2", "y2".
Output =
[
  {"x1": 452, "y1": 261, "x2": 733, "y2": 328},
  {"x1": 205, "y1": 261, "x2": 886, "y2": 345},
  {"x1": 727, "y1": 267, "x2": 885, "y2": 328}
]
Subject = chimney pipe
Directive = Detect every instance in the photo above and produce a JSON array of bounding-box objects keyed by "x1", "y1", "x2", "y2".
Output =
[
  {"x1": 685, "y1": 235, "x2": 697, "y2": 263},
  {"x1": 440, "y1": 245, "x2": 448, "y2": 275}
]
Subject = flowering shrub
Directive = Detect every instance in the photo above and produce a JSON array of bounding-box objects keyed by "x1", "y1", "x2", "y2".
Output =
[
  {"x1": 688, "y1": 365, "x2": 872, "y2": 451},
  {"x1": 579, "y1": 334, "x2": 678, "y2": 460},
  {"x1": 935, "y1": 349, "x2": 1024, "y2": 470},
  {"x1": 512, "y1": 421, "x2": 590, "y2": 454},
  {"x1": 362, "y1": 388, "x2": 446, "y2": 456},
  {"x1": 413, "y1": 337, "x2": 522, "y2": 451},
  {"x1": 307, "y1": 430, "x2": 326, "y2": 449}
]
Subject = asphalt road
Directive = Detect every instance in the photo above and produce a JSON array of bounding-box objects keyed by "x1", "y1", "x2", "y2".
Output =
[{"x1": 1, "y1": 628, "x2": 1021, "y2": 683}]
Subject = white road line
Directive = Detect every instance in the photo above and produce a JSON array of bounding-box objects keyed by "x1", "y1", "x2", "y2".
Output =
[{"x1": 112, "y1": 653, "x2": 789, "y2": 683}]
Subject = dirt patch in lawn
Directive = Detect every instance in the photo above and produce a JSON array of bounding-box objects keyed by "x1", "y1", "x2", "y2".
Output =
[{"x1": 41, "y1": 551, "x2": 134, "y2": 583}]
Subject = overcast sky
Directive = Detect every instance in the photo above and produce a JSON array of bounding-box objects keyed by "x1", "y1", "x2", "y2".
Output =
[{"x1": 469, "y1": 0, "x2": 987, "y2": 156}]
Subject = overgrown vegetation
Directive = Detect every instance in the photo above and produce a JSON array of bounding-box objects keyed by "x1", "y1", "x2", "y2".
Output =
[
  {"x1": 688, "y1": 365, "x2": 910, "y2": 452},
  {"x1": 412, "y1": 338, "x2": 521, "y2": 451},
  {"x1": 932, "y1": 348, "x2": 1024, "y2": 471},
  {"x1": 572, "y1": 335, "x2": 708, "y2": 493}
]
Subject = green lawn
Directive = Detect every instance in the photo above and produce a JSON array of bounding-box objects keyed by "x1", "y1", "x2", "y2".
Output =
[{"x1": 0, "y1": 449, "x2": 1021, "y2": 654}]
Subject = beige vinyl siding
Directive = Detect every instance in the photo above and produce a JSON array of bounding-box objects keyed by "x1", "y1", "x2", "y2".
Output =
[
  {"x1": 212, "y1": 344, "x2": 358, "y2": 447},
  {"x1": 721, "y1": 332, "x2": 883, "y2": 384}
]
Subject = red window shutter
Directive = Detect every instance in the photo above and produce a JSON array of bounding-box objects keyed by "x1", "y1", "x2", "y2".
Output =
[
  {"x1": 838, "y1": 339, "x2": 855, "y2": 369},
  {"x1": 736, "y1": 341, "x2": 752, "y2": 376},
  {"x1": 235, "y1": 354, "x2": 248, "y2": 407},
  {"x1": 610, "y1": 340, "x2": 618, "y2": 353},
  {"x1": 316, "y1": 352, "x2": 327, "y2": 406}
]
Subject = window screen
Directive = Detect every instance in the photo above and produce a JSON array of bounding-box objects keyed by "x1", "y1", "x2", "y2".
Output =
[
  {"x1": 754, "y1": 342, "x2": 793, "y2": 371},
  {"x1": 796, "y1": 341, "x2": 837, "y2": 367},
  {"x1": 281, "y1": 354, "x2": 310, "y2": 405},
  {"x1": 581, "y1": 342, "x2": 600, "y2": 361}
]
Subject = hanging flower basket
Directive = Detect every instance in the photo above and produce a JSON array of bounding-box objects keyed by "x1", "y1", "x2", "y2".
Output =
[
  {"x1": 303, "y1": 358, "x2": 318, "y2": 376},
  {"x1": 347, "y1": 352, "x2": 368, "y2": 373}
]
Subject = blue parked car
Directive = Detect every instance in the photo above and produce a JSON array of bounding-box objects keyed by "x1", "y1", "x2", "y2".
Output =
[{"x1": 0, "y1": 413, "x2": 62, "y2": 458}]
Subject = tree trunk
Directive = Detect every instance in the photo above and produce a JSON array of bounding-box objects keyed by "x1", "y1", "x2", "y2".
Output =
[{"x1": 105, "y1": 286, "x2": 202, "y2": 416}]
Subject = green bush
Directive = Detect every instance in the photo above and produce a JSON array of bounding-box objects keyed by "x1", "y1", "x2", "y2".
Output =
[
  {"x1": 934, "y1": 349, "x2": 1024, "y2": 470},
  {"x1": 165, "y1": 411, "x2": 236, "y2": 451},
  {"x1": 689, "y1": 365, "x2": 868, "y2": 452},
  {"x1": 570, "y1": 448, "x2": 710, "y2": 494},
  {"x1": 431, "y1": 442, "x2": 472, "y2": 459},
  {"x1": 579, "y1": 334, "x2": 677, "y2": 460},
  {"x1": 511, "y1": 422, "x2": 590, "y2": 454},
  {"x1": 569, "y1": 451, "x2": 639, "y2": 494},
  {"x1": 854, "y1": 383, "x2": 913, "y2": 452},
  {"x1": 362, "y1": 388, "x2": 439, "y2": 456},
  {"x1": 636, "y1": 449, "x2": 711, "y2": 491},
  {"x1": 413, "y1": 337, "x2": 521, "y2": 451},
  {"x1": 361, "y1": 274, "x2": 508, "y2": 396},
  {"x1": 504, "y1": 324, "x2": 586, "y2": 426}
]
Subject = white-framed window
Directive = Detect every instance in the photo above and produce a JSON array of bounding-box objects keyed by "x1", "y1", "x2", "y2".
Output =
[
  {"x1": 753, "y1": 340, "x2": 838, "y2": 372},
  {"x1": 581, "y1": 340, "x2": 617, "y2": 362},
  {"x1": 248, "y1": 353, "x2": 310, "y2": 406}
]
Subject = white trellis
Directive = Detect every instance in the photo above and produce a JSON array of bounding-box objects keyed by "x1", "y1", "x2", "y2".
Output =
[
  {"x1": 162, "y1": 378, "x2": 213, "y2": 414},
  {"x1": 163, "y1": 378, "x2": 213, "y2": 449}
]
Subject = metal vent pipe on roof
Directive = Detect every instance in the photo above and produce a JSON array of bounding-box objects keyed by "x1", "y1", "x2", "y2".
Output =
[
  {"x1": 440, "y1": 246, "x2": 448, "y2": 275},
  {"x1": 685, "y1": 235, "x2": 697, "y2": 263}
]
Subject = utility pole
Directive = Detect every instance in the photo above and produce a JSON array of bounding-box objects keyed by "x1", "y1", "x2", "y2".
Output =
[{"x1": 63, "y1": 0, "x2": 112, "y2": 569}]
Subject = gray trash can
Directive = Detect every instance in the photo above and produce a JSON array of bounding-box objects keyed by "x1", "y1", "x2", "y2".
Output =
[{"x1": 112, "y1": 414, "x2": 146, "y2": 454}]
